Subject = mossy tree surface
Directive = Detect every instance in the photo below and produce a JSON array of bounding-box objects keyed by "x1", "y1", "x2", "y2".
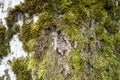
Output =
[{"x1": 4, "y1": 0, "x2": 120, "y2": 80}]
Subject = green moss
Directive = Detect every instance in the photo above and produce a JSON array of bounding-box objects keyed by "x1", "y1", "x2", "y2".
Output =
[
  {"x1": 11, "y1": 57, "x2": 32, "y2": 80},
  {"x1": 64, "y1": 25, "x2": 81, "y2": 42},
  {"x1": 104, "y1": 17, "x2": 119, "y2": 34},
  {"x1": 19, "y1": 23, "x2": 33, "y2": 52},
  {"x1": 5, "y1": 15, "x2": 14, "y2": 28},
  {"x1": 0, "y1": 24, "x2": 6, "y2": 44},
  {"x1": 30, "y1": 12, "x2": 53, "y2": 38},
  {"x1": 5, "y1": 28, "x2": 14, "y2": 41},
  {"x1": 93, "y1": 9, "x2": 107, "y2": 22},
  {"x1": 12, "y1": 25, "x2": 20, "y2": 34},
  {"x1": 19, "y1": 23, "x2": 32, "y2": 42},
  {"x1": 0, "y1": 77, "x2": 4, "y2": 80},
  {"x1": 27, "y1": 39, "x2": 35, "y2": 52},
  {"x1": 104, "y1": 0, "x2": 116, "y2": 10},
  {"x1": 0, "y1": 42, "x2": 10, "y2": 57},
  {"x1": 114, "y1": 33, "x2": 120, "y2": 53},
  {"x1": 0, "y1": 24, "x2": 10, "y2": 57}
]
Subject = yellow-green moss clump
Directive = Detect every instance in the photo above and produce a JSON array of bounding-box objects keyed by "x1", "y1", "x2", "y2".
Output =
[
  {"x1": 11, "y1": 57, "x2": 32, "y2": 80},
  {"x1": 0, "y1": 24, "x2": 10, "y2": 57},
  {"x1": 0, "y1": 77, "x2": 4, "y2": 80},
  {"x1": 0, "y1": 24, "x2": 6, "y2": 44}
]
